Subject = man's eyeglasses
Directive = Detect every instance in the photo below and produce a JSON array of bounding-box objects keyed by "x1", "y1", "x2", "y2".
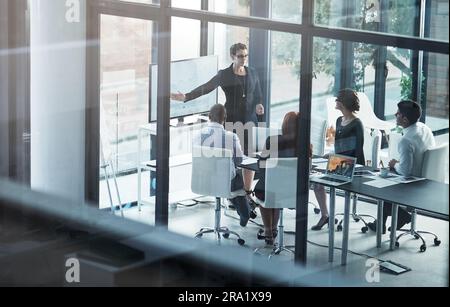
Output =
[{"x1": 236, "y1": 54, "x2": 248, "y2": 59}]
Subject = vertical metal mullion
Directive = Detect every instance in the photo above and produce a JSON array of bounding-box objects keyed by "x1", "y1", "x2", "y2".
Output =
[
  {"x1": 341, "y1": 41, "x2": 354, "y2": 89},
  {"x1": 373, "y1": 0, "x2": 388, "y2": 119},
  {"x1": 421, "y1": 0, "x2": 431, "y2": 123},
  {"x1": 85, "y1": 3, "x2": 101, "y2": 204},
  {"x1": 413, "y1": 0, "x2": 427, "y2": 123},
  {"x1": 411, "y1": 0, "x2": 424, "y2": 120},
  {"x1": 200, "y1": 0, "x2": 208, "y2": 56},
  {"x1": 340, "y1": 0, "x2": 355, "y2": 89},
  {"x1": 0, "y1": 0, "x2": 9, "y2": 178},
  {"x1": 155, "y1": 0, "x2": 171, "y2": 228},
  {"x1": 295, "y1": 0, "x2": 314, "y2": 265},
  {"x1": 249, "y1": 0, "x2": 271, "y2": 124}
]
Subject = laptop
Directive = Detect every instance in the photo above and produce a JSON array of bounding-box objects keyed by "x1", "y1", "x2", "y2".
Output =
[{"x1": 311, "y1": 154, "x2": 357, "y2": 186}]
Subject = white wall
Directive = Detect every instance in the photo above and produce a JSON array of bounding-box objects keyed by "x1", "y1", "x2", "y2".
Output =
[{"x1": 30, "y1": 0, "x2": 86, "y2": 203}]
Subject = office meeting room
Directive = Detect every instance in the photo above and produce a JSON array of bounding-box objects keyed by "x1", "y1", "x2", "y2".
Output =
[{"x1": 0, "y1": 0, "x2": 448, "y2": 289}]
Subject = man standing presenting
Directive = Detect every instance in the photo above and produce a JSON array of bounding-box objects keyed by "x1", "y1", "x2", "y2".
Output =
[{"x1": 368, "y1": 100, "x2": 436, "y2": 233}]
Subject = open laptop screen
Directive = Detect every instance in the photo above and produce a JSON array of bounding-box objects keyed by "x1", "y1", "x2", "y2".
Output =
[{"x1": 327, "y1": 154, "x2": 356, "y2": 179}]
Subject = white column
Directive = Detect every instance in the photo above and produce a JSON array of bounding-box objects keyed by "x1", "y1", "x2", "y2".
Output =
[{"x1": 30, "y1": 0, "x2": 87, "y2": 204}]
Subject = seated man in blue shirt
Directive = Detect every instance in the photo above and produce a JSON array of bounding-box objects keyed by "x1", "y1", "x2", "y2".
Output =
[
  {"x1": 194, "y1": 104, "x2": 256, "y2": 226},
  {"x1": 368, "y1": 100, "x2": 436, "y2": 233}
]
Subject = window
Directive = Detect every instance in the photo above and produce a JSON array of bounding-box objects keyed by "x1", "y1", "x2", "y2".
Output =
[
  {"x1": 99, "y1": 15, "x2": 155, "y2": 176},
  {"x1": 315, "y1": 0, "x2": 420, "y2": 38},
  {"x1": 270, "y1": 30, "x2": 301, "y2": 125}
]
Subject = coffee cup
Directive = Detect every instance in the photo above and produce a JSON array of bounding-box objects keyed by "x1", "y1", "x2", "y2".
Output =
[{"x1": 379, "y1": 168, "x2": 390, "y2": 178}]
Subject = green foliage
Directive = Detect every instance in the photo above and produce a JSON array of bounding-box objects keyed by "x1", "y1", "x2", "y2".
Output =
[
  {"x1": 400, "y1": 72, "x2": 426, "y2": 102},
  {"x1": 270, "y1": 0, "x2": 416, "y2": 95},
  {"x1": 271, "y1": 0, "x2": 336, "y2": 91},
  {"x1": 400, "y1": 74, "x2": 413, "y2": 100}
]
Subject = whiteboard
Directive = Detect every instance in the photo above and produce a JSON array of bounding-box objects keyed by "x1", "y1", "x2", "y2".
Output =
[{"x1": 150, "y1": 55, "x2": 218, "y2": 122}]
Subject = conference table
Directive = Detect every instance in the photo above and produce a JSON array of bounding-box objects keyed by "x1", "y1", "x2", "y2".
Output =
[
  {"x1": 151, "y1": 154, "x2": 449, "y2": 266},
  {"x1": 310, "y1": 174, "x2": 449, "y2": 265},
  {"x1": 241, "y1": 157, "x2": 449, "y2": 265}
]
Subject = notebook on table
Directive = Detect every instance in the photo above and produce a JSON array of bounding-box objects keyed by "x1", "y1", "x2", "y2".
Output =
[{"x1": 311, "y1": 154, "x2": 357, "y2": 186}]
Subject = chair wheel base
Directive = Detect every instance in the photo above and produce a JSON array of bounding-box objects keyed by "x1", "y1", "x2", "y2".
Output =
[
  {"x1": 223, "y1": 233, "x2": 230, "y2": 239},
  {"x1": 420, "y1": 244, "x2": 426, "y2": 252},
  {"x1": 314, "y1": 208, "x2": 321, "y2": 214},
  {"x1": 238, "y1": 238, "x2": 245, "y2": 246},
  {"x1": 361, "y1": 226, "x2": 368, "y2": 233},
  {"x1": 434, "y1": 238, "x2": 441, "y2": 246}
]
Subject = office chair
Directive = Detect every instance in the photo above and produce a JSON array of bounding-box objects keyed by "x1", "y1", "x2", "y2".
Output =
[
  {"x1": 251, "y1": 126, "x2": 281, "y2": 155},
  {"x1": 355, "y1": 92, "x2": 396, "y2": 131},
  {"x1": 336, "y1": 128, "x2": 381, "y2": 232},
  {"x1": 395, "y1": 143, "x2": 448, "y2": 252},
  {"x1": 388, "y1": 130, "x2": 403, "y2": 161},
  {"x1": 311, "y1": 116, "x2": 328, "y2": 157},
  {"x1": 325, "y1": 92, "x2": 395, "y2": 133},
  {"x1": 309, "y1": 116, "x2": 329, "y2": 215},
  {"x1": 254, "y1": 158, "x2": 297, "y2": 258},
  {"x1": 191, "y1": 146, "x2": 245, "y2": 246}
]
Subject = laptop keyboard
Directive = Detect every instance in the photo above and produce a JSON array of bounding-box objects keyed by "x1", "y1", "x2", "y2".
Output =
[{"x1": 320, "y1": 177, "x2": 348, "y2": 183}]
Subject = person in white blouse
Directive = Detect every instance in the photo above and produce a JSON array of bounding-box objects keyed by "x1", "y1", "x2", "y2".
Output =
[{"x1": 368, "y1": 100, "x2": 436, "y2": 233}]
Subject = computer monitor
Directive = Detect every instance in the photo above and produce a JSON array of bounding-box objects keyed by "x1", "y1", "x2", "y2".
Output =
[{"x1": 149, "y1": 55, "x2": 218, "y2": 122}]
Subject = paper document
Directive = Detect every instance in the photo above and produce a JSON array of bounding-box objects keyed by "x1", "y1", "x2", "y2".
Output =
[
  {"x1": 388, "y1": 176, "x2": 426, "y2": 184},
  {"x1": 354, "y1": 170, "x2": 377, "y2": 177},
  {"x1": 312, "y1": 158, "x2": 328, "y2": 164},
  {"x1": 363, "y1": 179, "x2": 399, "y2": 188},
  {"x1": 241, "y1": 157, "x2": 258, "y2": 165}
]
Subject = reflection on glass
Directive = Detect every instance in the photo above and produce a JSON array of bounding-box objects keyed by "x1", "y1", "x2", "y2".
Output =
[{"x1": 314, "y1": 0, "x2": 422, "y2": 38}]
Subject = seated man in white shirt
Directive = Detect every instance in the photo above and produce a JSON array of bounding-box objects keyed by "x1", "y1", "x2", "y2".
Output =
[
  {"x1": 368, "y1": 100, "x2": 436, "y2": 233},
  {"x1": 194, "y1": 104, "x2": 256, "y2": 227}
]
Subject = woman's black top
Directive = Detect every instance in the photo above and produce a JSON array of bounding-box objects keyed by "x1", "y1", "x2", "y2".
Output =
[
  {"x1": 185, "y1": 64, "x2": 262, "y2": 124},
  {"x1": 253, "y1": 135, "x2": 298, "y2": 201},
  {"x1": 334, "y1": 116, "x2": 365, "y2": 165}
]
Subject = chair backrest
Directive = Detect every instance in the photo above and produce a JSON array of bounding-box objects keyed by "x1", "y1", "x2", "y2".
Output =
[
  {"x1": 356, "y1": 92, "x2": 396, "y2": 131},
  {"x1": 264, "y1": 158, "x2": 298, "y2": 209},
  {"x1": 325, "y1": 93, "x2": 396, "y2": 132},
  {"x1": 251, "y1": 126, "x2": 281, "y2": 153},
  {"x1": 311, "y1": 115, "x2": 328, "y2": 156},
  {"x1": 191, "y1": 146, "x2": 233, "y2": 198},
  {"x1": 325, "y1": 96, "x2": 341, "y2": 129},
  {"x1": 363, "y1": 128, "x2": 381, "y2": 167},
  {"x1": 388, "y1": 131, "x2": 403, "y2": 161},
  {"x1": 421, "y1": 143, "x2": 449, "y2": 183}
]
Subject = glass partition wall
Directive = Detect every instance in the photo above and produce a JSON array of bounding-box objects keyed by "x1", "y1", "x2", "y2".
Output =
[{"x1": 84, "y1": 0, "x2": 449, "y2": 264}]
